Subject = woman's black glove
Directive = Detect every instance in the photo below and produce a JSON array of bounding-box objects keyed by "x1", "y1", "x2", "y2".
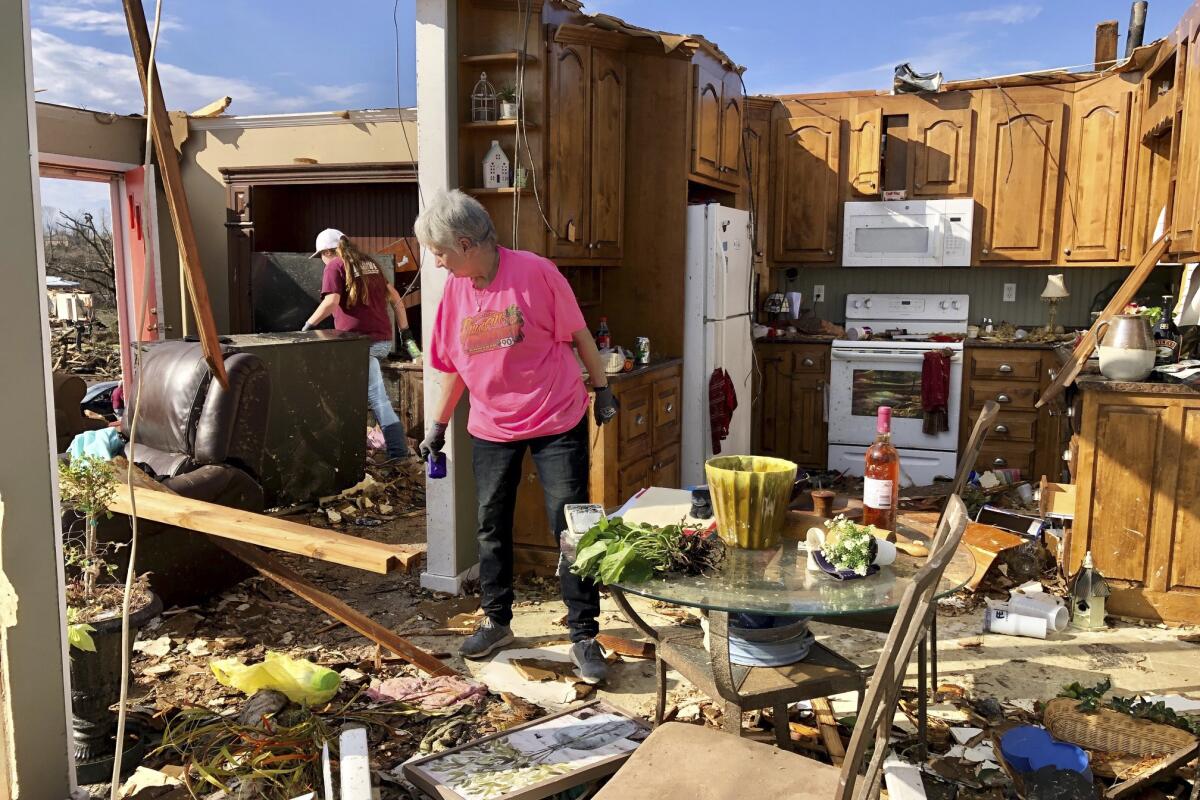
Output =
[
  {"x1": 419, "y1": 422, "x2": 448, "y2": 458},
  {"x1": 593, "y1": 386, "x2": 619, "y2": 426}
]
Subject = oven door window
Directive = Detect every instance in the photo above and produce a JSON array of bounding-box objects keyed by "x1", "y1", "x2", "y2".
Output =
[{"x1": 851, "y1": 368, "x2": 923, "y2": 418}]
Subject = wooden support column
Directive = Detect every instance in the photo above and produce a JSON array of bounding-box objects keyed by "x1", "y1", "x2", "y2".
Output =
[
  {"x1": 121, "y1": 0, "x2": 228, "y2": 387},
  {"x1": 0, "y1": 0, "x2": 74, "y2": 793},
  {"x1": 1095, "y1": 20, "x2": 1119, "y2": 69}
]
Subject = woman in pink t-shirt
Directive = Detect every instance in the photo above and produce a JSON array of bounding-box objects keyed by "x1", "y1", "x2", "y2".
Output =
[{"x1": 416, "y1": 190, "x2": 617, "y2": 685}]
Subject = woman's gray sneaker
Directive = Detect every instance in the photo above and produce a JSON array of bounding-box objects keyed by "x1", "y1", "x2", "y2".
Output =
[
  {"x1": 460, "y1": 618, "x2": 514, "y2": 659},
  {"x1": 570, "y1": 638, "x2": 608, "y2": 685}
]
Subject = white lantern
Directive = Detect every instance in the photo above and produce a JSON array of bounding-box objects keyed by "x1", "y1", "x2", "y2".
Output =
[
  {"x1": 471, "y1": 72, "x2": 497, "y2": 123},
  {"x1": 482, "y1": 140, "x2": 511, "y2": 189}
]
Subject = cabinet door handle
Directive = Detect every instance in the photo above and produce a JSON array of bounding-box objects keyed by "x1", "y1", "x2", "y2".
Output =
[
  {"x1": 992, "y1": 457, "x2": 1008, "y2": 467},
  {"x1": 636, "y1": 414, "x2": 646, "y2": 426},
  {"x1": 802, "y1": 357, "x2": 815, "y2": 367},
  {"x1": 997, "y1": 394, "x2": 1011, "y2": 403},
  {"x1": 998, "y1": 364, "x2": 1013, "y2": 373},
  {"x1": 665, "y1": 403, "x2": 674, "y2": 413},
  {"x1": 994, "y1": 424, "x2": 1009, "y2": 434}
]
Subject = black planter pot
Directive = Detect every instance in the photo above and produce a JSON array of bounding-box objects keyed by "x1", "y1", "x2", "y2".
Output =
[{"x1": 69, "y1": 591, "x2": 162, "y2": 778}]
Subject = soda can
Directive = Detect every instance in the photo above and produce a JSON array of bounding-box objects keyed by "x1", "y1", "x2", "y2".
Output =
[{"x1": 634, "y1": 336, "x2": 650, "y2": 365}]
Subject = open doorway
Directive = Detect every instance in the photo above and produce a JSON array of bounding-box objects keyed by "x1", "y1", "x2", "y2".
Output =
[{"x1": 39, "y1": 160, "x2": 163, "y2": 442}]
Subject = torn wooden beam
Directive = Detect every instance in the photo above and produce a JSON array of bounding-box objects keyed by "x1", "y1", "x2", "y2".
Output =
[
  {"x1": 1095, "y1": 20, "x2": 1119, "y2": 69},
  {"x1": 121, "y1": 0, "x2": 227, "y2": 387},
  {"x1": 190, "y1": 96, "x2": 232, "y2": 117},
  {"x1": 113, "y1": 459, "x2": 455, "y2": 677},
  {"x1": 811, "y1": 698, "x2": 846, "y2": 767},
  {"x1": 109, "y1": 484, "x2": 420, "y2": 574}
]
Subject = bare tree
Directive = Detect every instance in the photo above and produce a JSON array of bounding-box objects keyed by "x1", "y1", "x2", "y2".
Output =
[{"x1": 44, "y1": 210, "x2": 116, "y2": 306}]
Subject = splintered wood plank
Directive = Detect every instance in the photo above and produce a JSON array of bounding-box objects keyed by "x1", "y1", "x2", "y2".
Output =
[
  {"x1": 121, "y1": 0, "x2": 227, "y2": 386},
  {"x1": 109, "y1": 484, "x2": 419, "y2": 574},
  {"x1": 112, "y1": 458, "x2": 454, "y2": 677},
  {"x1": 812, "y1": 697, "x2": 846, "y2": 766}
]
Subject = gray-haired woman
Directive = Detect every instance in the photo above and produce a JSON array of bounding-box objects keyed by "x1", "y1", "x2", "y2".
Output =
[{"x1": 416, "y1": 189, "x2": 617, "y2": 684}]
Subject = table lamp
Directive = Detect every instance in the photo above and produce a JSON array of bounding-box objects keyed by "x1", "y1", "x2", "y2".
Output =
[{"x1": 1041, "y1": 274, "x2": 1069, "y2": 333}]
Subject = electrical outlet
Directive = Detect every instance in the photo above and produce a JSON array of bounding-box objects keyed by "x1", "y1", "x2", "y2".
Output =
[
  {"x1": 813, "y1": 284, "x2": 825, "y2": 303},
  {"x1": 1003, "y1": 283, "x2": 1017, "y2": 302}
]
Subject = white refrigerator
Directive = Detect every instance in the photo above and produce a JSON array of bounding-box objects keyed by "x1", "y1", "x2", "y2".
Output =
[{"x1": 681, "y1": 203, "x2": 754, "y2": 488}]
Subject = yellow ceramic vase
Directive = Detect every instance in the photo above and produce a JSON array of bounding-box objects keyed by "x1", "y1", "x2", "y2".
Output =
[{"x1": 705, "y1": 455, "x2": 798, "y2": 550}]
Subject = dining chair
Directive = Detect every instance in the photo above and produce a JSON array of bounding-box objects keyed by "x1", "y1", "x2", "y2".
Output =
[{"x1": 595, "y1": 494, "x2": 972, "y2": 800}]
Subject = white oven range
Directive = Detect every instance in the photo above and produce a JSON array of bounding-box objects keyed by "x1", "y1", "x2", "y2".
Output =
[{"x1": 827, "y1": 294, "x2": 969, "y2": 486}]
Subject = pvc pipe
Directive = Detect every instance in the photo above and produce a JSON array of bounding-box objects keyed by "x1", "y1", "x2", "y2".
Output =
[
  {"x1": 985, "y1": 602, "x2": 1048, "y2": 639},
  {"x1": 1009, "y1": 592, "x2": 1070, "y2": 632}
]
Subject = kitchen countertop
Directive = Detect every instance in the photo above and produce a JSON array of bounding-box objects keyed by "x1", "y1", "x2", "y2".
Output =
[
  {"x1": 598, "y1": 357, "x2": 682, "y2": 383},
  {"x1": 964, "y1": 338, "x2": 1071, "y2": 350},
  {"x1": 1076, "y1": 374, "x2": 1199, "y2": 395},
  {"x1": 755, "y1": 335, "x2": 836, "y2": 344}
]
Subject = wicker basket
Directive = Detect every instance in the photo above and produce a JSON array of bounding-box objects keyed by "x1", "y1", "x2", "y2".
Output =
[{"x1": 1043, "y1": 697, "x2": 1198, "y2": 756}]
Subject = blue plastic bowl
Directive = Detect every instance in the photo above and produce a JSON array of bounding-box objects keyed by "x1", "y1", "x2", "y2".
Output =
[
  {"x1": 1000, "y1": 726, "x2": 1053, "y2": 773},
  {"x1": 1028, "y1": 741, "x2": 1090, "y2": 775}
]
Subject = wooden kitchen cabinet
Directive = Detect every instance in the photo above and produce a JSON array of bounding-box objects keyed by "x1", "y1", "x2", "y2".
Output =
[
  {"x1": 546, "y1": 35, "x2": 626, "y2": 262},
  {"x1": 753, "y1": 342, "x2": 829, "y2": 469},
  {"x1": 1171, "y1": 24, "x2": 1200, "y2": 257},
  {"x1": 848, "y1": 106, "x2": 882, "y2": 197},
  {"x1": 772, "y1": 116, "x2": 841, "y2": 263},
  {"x1": 512, "y1": 361, "x2": 683, "y2": 574},
  {"x1": 908, "y1": 106, "x2": 973, "y2": 197},
  {"x1": 689, "y1": 59, "x2": 743, "y2": 188},
  {"x1": 741, "y1": 97, "x2": 776, "y2": 276},
  {"x1": 960, "y1": 346, "x2": 1066, "y2": 483},
  {"x1": 1061, "y1": 76, "x2": 1135, "y2": 263},
  {"x1": 1070, "y1": 382, "x2": 1200, "y2": 624},
  {"x1": 975, "y1": 92, "x2": 1065, "y2": 262}
]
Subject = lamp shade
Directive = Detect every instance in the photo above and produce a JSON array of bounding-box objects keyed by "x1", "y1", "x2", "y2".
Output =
[{"x1": 1042, "y1": 274, "x2": 1069, "y2": 299}]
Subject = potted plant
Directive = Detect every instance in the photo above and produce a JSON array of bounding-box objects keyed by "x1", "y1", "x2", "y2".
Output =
[
  {"x1": 497, "y1": 86, "x2": 519, "y2": 120},
  {"x1": 60, "y1": 455, "x2": 161, "y2": 781}
]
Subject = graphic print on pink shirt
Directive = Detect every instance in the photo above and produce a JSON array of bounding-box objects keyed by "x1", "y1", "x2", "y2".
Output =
[
  {"x1": 429, "y1": 248, "x2": 588, "y2": 443},
  {"x1": 460, "y1": 305, "x2": 526, "y2": 355}
]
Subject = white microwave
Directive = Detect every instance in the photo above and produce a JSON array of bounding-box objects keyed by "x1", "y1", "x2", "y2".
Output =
[{"x1": 842, "y1": 198, "x2": 974, "y2": 267}]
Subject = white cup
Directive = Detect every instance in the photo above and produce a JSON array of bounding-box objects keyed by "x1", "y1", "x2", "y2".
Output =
[
  {"x1": 1008, "y1": 592, "x2": 1069, "y2": 632},
  {"x1": 872, "y1": 538, "x2": 897, "y2": 567},
  {"x1": 985, "y1": 602, "x2": 1048, "y2": 639}
]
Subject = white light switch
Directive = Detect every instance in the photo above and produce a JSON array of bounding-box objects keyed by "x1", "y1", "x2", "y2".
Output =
[
  {"x1": 813, "y1": 284, "x2": 825, "y2": 303},
  {"x1": 1003, "y1": 283, "x2": 1017, "y2": 302}
]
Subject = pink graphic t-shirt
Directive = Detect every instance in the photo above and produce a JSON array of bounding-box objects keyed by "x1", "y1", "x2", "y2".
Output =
[{"x1": 429, "y1": 247, "x2": 589, "y2": 442}]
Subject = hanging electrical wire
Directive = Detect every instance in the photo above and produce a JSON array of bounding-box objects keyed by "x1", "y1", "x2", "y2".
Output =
[{"x1": 110, "y1": 2, "x2": 163, "y2": 792}]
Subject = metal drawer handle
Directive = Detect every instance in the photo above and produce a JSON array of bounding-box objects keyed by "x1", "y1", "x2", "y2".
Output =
[
  {"x1": 998, "y1": 364, "x2": 1013, "y2": 373},
  {"x1": 665, "y1": 403, "x2": 674, "y2": 413},
  {"x1": 802, "y1": 357, "x2": 815, "y2": 367},
  {"x1": 997, "y1": 394, "x2": 1011, "y2": 403},
  {"x1": 636, "y1": 414, "x2": 645, "y2": 426},
  {"x1": 992, "y1": 457, "x2": 1008, "y2": 467},
  {"x1": 994, "y1": 424, "x2": 1009, "y2": 434}
]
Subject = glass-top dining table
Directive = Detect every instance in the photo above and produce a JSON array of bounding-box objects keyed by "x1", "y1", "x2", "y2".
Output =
[{"x1": 606, "y1": 519, "x2": 976, "y2": 755}]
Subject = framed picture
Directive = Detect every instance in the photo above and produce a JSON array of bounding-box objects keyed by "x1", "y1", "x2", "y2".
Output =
[{"x1": 403, "y1": 700, "x2": 650, "y2": 800}]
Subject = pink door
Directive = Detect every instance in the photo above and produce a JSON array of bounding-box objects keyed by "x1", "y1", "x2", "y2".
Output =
[{"x1": 114, "y1": 166, "x2": 162, "y2": 391}]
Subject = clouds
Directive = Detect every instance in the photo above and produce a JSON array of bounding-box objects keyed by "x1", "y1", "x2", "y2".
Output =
[
  {"x1": 30, "y1": 29, "x2": 367, "y2": 115},
  {"x1": 958, "y1": 4, "x2": 1042, "y2": 25},
  {"x1": 37, "y1": 3, "x2": 183, "y2": 37}
]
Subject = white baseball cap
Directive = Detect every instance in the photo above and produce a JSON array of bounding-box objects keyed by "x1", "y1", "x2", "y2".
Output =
[{"x1": 311, "y1": 228, "x2": 345, "y2": 258}]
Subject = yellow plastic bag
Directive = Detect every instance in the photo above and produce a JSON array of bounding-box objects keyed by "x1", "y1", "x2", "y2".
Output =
[{"x1": 210, "y1": 651, "x2": 341, "y2": 706}]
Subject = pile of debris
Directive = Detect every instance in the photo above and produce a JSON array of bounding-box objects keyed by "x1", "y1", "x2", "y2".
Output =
[{"x1": 49, "y1": 317, "x2": 121, "y2": 377}]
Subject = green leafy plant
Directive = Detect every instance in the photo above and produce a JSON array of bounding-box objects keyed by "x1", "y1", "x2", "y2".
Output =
[
  {"x1": 821, "y1": 516, "x2": 880, "y2": 576},
  {"x1": 59, "y1": 455, "x2": 123, "y2": 651},
  {"x1": 1058, "y1": 678, "x2": 1112, "y2": 712},
  {"x1": 496, "y1": 86, "x2": 518, "y2": 103},
  {"x1": 1124, "y1": 303, "x2": 1164, "y2": 328},
  {"x1": 1108, "y1": 695, "x2": 1200, "y2": 735},
  {"x1": 571, "y1": 517, "x2": 725, "y2": 585}
]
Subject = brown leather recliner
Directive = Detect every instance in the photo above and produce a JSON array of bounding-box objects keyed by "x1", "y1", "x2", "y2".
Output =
[{"x1": 99, "y1": 340, "x2": 271, "y2": 606}]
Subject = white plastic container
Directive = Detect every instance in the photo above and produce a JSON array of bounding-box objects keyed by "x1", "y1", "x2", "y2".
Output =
[
  {"x1": 1008, "y1": 591, "x2": 1069, "y2": 632},
  {"x1": 984, "y1": 601, "x2": 1048, "y2": 639}
]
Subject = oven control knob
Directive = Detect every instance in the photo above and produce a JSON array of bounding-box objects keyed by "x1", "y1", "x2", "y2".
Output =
[
  {"x1": 864, "y1": 299, "x2": 873, "y2": 308},
  {"x1": 939, "y1": 300, "x2": 949, "y2": 309},
  {"x1": 952, "y1": 300, "x2": 961, "y2": 309},
  {"x1": 852, "y1": 300, "x2": 861, "y2": 309}
]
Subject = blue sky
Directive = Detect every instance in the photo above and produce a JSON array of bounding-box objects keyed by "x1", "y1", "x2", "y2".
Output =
[{"x1": 32, "y1": 0, "x2": 1194, "y2": 216}]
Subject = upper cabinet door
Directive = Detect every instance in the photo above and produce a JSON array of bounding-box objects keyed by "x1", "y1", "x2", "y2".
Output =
[
  {"x1": 1172, "y1": 28, "x2": 1200, "y2": 256},
  {"x1": 1062, "y1": 78, "x2": 1133, "y2": 262},
  {"x1": 719, "y1": 71, "x2": 744, "y2": 181},
  {"x1": 547, "y1": 41, "x2": 592, "y2": 259},
  {"x1": 977, "y1": 93, "x2": 1065, "y2": 262},
  {"x1": 589, "y1": 47, "x2": 626, "y2": 261},
  {"x1": 773, "y1": 116, "x2": 841, "y2": 263},
  {"x1": 848, "y1": 106, "x2": 882, "y2": 196},
  {"x1": 909, "y1": 107, "x2": 973, "y2": 196},
  {"x1": 692, "y1": 65, "x2": 723, "y2": 181}
]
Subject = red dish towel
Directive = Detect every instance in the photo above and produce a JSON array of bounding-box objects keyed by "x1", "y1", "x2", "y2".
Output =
[
  {"x1": 709, "y1": 368, "x2": 738, "y2": 454},
  {"x1": 922, "y1": 349, "x2": 952, "y2": 435}
]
